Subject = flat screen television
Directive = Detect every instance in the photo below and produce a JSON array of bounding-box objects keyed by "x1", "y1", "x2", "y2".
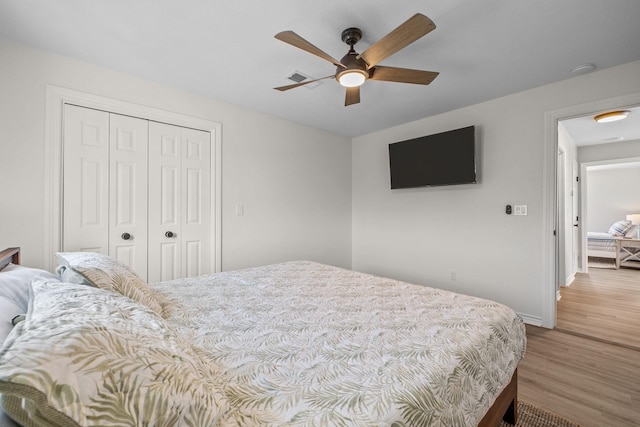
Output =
[{"x1": 388, "y1": 125, "x2": 476, "y2": 189}]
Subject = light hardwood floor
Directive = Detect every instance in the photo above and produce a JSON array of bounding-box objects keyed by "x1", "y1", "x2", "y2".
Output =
[
  {"x1": 557, "y1": 266, "x2": 640, "y2": 350},
  {"x1": 519, "y1": 326, "x2": 640, "y2": 427},
  {"x1": 517, "y1": 266, "x2": 640, "y2": 426}
]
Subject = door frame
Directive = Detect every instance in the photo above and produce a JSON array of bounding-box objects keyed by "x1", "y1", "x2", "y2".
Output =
[
  {"x1": 556, "y1": 146, "x2": 566, "y2": 301},
  {"x1": 44, "y1": 85, "x2": 223, "y2": 273},
  {"x1": 542, "y1": 91, "x2": 640, "y2": 328},
  {"x1": 580, "y1": 157, "x2": 640, "y2": 272},
  {"x1": 572, "y1": 158, "x2": 579, "y2": 277}
]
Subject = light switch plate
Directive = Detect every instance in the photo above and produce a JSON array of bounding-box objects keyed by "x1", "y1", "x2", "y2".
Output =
[{"x1": 514, "y1": 205, "x2": 527, "y2": 216}]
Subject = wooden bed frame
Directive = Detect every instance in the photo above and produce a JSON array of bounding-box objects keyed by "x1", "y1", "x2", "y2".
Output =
[
  {"x1": 0, "y1": 247, "x2": 20, "y2": 271},
  {"x1": 479, "y1": 369, "x2": 517, "y2": 426},
  {"x1": 0, "y1": 246, "x2": 517, "y2": 426}
]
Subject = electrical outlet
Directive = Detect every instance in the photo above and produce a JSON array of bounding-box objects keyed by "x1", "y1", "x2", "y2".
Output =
[
  {"x1": 450, "y1": 271, "x2": 456, "y2": 281},
  {"x1": 235, "y1": 204, "x2": 244, "y2": 216}
]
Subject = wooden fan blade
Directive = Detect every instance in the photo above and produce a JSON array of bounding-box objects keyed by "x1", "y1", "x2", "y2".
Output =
[
  {"x1": 345, "y1": 86, "x2": 360, "y2": 106},
  {"x1": 274, "y1": 75, "x2": 335, "y2": 91},
  {"x1": 369, "y1": 66, "x2": 439, "y2": 85},
  {"x1": 275, "y1": 31, "x2": 346, "y2": 68},
  {"x1": 357, "y1": 13, "x2": 436, "y2": 69}
]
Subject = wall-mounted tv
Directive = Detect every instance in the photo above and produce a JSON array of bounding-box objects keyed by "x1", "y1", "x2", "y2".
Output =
[{"x1": 388, "y1": 125, "x2": 476, "y2": 189}]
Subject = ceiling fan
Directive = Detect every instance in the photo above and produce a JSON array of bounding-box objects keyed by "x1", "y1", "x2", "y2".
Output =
[{"x1": 274, "y1": 13, "x2": 439, "y2": 106}]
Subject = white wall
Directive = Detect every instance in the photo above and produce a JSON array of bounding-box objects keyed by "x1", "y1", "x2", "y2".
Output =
[
  {"x1": 0, "y1": 38, "x2": 352, "y2": 271},
  {"x1": 352, "y1": 60, "x2": 640, "y2": 323},
  {"x1": 586, "y1": 164, "x2": 640, "y2": 232},
  {"x1": 578, "y1": 140, "x2": 640, "y2": 231},
  {"x1": 579, "y1": 139, "x2": 640, "y2": 163}
]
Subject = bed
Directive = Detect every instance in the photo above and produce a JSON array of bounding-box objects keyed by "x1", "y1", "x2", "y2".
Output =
[
  {"x1": 587, "y1": 231, "x2": 622, "y2": 268},
  {"x1": 587, "y1": 220, "x2": 640, "y2": 269},
  {"x1": 0, "y1": 247, "x2": 526, "y2": 426}
]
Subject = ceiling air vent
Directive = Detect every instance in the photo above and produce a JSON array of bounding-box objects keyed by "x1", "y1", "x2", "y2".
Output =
[
  {"x1": 284, "y1": 71, "x2": 323, "y2": 89},
  {"x1": 288, "y1": 72, "x2": 307, "y2": 83}
]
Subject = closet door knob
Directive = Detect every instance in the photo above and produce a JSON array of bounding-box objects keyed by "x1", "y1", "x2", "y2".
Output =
[
  {"x1": 121, "y1": 233, "x2": 132, "y2": 240},
  {"x1": 165, "y1": 231, "x2": 175, "y2": 238}
]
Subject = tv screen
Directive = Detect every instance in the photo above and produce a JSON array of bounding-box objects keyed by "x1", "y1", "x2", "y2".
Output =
[{"x1": 388, "y1": 126, "x2": 476, "y2": 189}]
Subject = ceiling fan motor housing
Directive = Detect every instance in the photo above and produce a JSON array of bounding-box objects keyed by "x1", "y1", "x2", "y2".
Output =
[
  {"x1": 341, "y1": 27, "x2": 362, "y2": 46},
  {"x1": 336, "y1": 53, "x2": 369, "y2": 85},
  {"x1": 336, "y1": 27, "x2": 369, "y2": 85}
]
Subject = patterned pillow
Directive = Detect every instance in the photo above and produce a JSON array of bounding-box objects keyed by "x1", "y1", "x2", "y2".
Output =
[
  {"x1": 608, "y1": 220, "x2": 632, "y2": 236},
  {"x1": 56, "y1": 252, "x2": 162, "y2": 315},
  {"x1": 0, "y1": 280, "x2": 230, "y2": 427}
]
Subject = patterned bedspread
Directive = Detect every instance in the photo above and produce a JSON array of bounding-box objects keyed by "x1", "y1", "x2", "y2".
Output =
[
  {"x1": 152, "y1": 261, "x2": 526, "y2": 426},
  {"x1": 587, "y1": 232, "x2": 621, "y2": 259},
  {"x1": 587, "y1": 232, "x2": 617, "y2": 251}
]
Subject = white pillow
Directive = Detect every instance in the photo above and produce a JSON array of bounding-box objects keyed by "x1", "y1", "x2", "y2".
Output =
[
  {"x1": 0, "y1": 263, "x2": 59, "y2": 312},
  {"x1": 0, "y1": 297, "x2": 23, "y2": 346}
]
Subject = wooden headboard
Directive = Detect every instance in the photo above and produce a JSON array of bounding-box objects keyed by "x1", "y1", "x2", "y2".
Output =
[{"x1": 0, "y1": 247, "x2": 20, "y2": 270}]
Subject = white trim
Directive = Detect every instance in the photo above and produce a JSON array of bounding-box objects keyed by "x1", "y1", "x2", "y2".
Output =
[
  {"x1": 517, "y1": 312, "x2": 542, "y2": 327},
  {"x1": 580, "y1": 155, "x2": 640, "y2": 273},
  {"x1": 542, "y1": 110, "x2": 558, "y2": 328},
  {"x1": 564, "y1": 272, "x2": 575, "y2": 287},
  {"x1": 542, "y1": 91, "x2": 640, "y2": 328},
  {"x1": 44, "y1": 85, "x2": 222, "y2": 273},
  {"x1": 580, "y1": 162, "x2": 589, "y2": 275}
]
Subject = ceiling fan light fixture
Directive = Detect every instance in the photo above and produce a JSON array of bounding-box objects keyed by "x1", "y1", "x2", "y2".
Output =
[
  {"x1": 593, "y1": 110, "x2": 630, "y2": 123},
  {"x1": 274, "y1": 13, "x2": 438, "y2": 105},
  {"x1": 338, "y1": 69, "x2": 367, "y2": 87}
]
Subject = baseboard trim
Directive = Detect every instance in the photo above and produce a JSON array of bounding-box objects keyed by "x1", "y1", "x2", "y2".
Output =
[
  {"x1": 565, "y1": 273, "x2": 576, "y2": 286},
  {"x1": 517, "y1": 312, "x2": 543, "y2": 327}
]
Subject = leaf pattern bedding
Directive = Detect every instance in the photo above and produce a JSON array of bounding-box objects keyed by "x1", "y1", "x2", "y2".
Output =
[
  {"x1": 153, "y1": 261, "x2": 526, "y2": 426},
  {"x1": 0, "y1": 260, "x2": 525, "y2": 426}
]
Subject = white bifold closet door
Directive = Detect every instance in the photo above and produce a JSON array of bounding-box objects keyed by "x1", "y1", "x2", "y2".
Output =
[
  {"x1": 62, "y1": 104, "x2": 211, "y2": 282},
  {"x1": 147, "y1": 122, "x2": 211, "y2": 284}
]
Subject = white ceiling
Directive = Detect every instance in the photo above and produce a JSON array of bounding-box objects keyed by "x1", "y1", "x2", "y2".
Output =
[
  {"x1": 561, "y1": 106, "x2": 640, "y2": 147},
  {"x1": 1, "y1": 0, "x2": 640, "y2": 138}
]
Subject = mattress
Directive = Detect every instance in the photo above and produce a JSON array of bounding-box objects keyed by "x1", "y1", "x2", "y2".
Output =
[{"x1": 587, "y1": 232, "x2": 618, "y2": 258}]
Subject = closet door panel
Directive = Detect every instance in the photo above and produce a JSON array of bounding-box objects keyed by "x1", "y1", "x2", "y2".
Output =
[
  {"x1": 62, "y1": 105, "x2": 110, "y2": 254},
  {"x1": 148, "y1": 122, "x2": 182, "y2": 283},
  {"x1": 160, "y1": 165, "x2": 179, "y2": 225},
  {"x1": 182, "y1": 128, "x2": 211, "y2": 278},
  {"x1": 109, "y1": 114, "x2": 149, "y2": 279},
  {"x1": 160, "y1": 243, "x2": 179, "y2": 281}
]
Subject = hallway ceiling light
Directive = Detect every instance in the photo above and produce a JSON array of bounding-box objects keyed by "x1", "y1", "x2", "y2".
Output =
[
  {"x1": 604, "y1": 136, "x2": 624, "y2": 142},
  {"x1": 593, "y1": 110, "x2": 630, "y2": 123},
  {"x1": 570, "y1": 63, "x2": 595, "y2": 76}
]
